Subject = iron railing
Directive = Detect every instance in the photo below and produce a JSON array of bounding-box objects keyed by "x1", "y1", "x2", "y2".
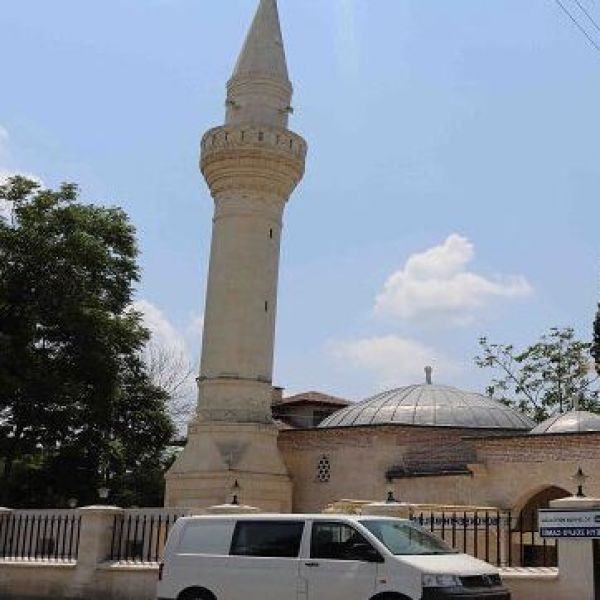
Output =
[
  {"x1": 110, "y1": 510, "x2": 190, "y2": 563},
  {"x1": 107, "y1": 507, "x2": 557, "y2": 567},
  {"x1": 412, "y1": 509, "x2": 557, "y2": 568},
  {"x1": 0, "y1": 511, "x2": 81, "y2": 561}
]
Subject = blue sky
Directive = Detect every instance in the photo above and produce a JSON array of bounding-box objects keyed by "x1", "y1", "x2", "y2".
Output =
[{"x1": 1, "y1": 0, "x2": 599, "y2": 402}]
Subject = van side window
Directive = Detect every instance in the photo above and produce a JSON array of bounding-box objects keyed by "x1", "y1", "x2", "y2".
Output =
[
  {"x1": 178, "y1": 520, "x2": 235, "y2": 555},
  {"x1": 230, "y1": 521, "x2": 304, "y2": 558},
  {"x1": 311, "y1": 522, "x2": 375, "y2": 561}
]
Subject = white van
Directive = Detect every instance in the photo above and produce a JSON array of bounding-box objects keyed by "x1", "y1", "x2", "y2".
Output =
[{"x1": 157, "y1": 514, "x2": 510, "y2": 600}]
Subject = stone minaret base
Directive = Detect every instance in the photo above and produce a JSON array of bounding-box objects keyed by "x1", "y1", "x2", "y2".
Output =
[{"x1": 164, "y1": 422, "x2": 292, "y2": 512}]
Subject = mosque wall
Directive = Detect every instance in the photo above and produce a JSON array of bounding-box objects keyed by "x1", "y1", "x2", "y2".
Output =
[
  {"x1": 278, "y1": 425, "x2": 520, "y2": 512},
  {"x1": 280, "y1": 428, "x2": 600, "y2": 513},
  {"x1": 465, "y1": 432, "x2": 600, "y2": 511},
  {"x1": 472, "y1": 431, "x2": 600, "y2": 463}
]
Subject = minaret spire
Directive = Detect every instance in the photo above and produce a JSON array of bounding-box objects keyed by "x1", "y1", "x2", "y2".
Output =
[
  {"x1": 233, "y1": 0, "x2": 289, "y2": 81},
  {"x1": 226, "y1": 0, "x2": 293, "y2": 128}
]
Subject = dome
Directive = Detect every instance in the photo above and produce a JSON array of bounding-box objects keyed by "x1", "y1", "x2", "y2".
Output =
[
  {"x1": 318, "y1": 383, "x2": 535, "y2": 430},
  {"x1": 530, "y1": 410, "x2": 600, "y2": 435}
]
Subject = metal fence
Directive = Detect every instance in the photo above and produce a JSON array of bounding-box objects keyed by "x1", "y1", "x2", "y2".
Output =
[
  {"x1": 0, "y1": 511, "x2": 81, "y2": 561},
  {"x1": 107, "y1": 507, "x2": 556, "y2": 567},
  {"x1": 110, "y1": 509, "x2": 191, "y2": 563},
  {"x1": 412, "y1": 509, "x2": 557, "y2": 568}
]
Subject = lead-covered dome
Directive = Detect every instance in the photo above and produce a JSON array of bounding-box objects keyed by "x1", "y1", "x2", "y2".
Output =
[
  {"x1": 530, "y1": 410, "x2": 600, "y2": 435},
  {"x1": 318, "y1": 383, "x2": 535, "y2": 430}
]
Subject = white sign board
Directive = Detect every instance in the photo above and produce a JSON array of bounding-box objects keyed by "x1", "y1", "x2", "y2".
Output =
[{"x1": 539, "y1": 509, "x2": 600, "y2": 539}]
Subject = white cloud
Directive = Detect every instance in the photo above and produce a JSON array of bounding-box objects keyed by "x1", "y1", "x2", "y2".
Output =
[
  {"x1": 0, "y1": 126, "x2": 9, "y2": 157},
  {"x1": 329, "y1": 335, "x2": 460, "y2": 388},
  {"x1": 374, "y1": 234, "x2": 532, "y2": 325},
  {"x1": 187, "y1": 311, "x2": 204, "y2": 339},
  {"x1": 132, "y1": 299, "x2": 187, "y2": 352},
  {"x1": 131, "y1": 299, "x2": 199, "y2": 428},
  {"x1": 0, "y1": 126, "x2": 43, "y2": 222}
]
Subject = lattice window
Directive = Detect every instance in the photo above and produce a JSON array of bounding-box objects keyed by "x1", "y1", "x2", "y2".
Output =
[{"x1": 316, "y1": 456, "x2": 331, "y2": 483}]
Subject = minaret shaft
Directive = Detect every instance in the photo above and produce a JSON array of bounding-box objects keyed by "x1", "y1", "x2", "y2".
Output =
[
  {"x1": 198, "y1": 124, "x2": 306, "y2": 423},
  {"x1": 197, "y1": 193, "x2": 284, "y2": 422}
]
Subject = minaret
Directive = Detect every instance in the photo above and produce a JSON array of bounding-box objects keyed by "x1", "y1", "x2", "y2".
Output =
[{"x1": 165, "y1": 0, "x2": 306, "y2": 512}]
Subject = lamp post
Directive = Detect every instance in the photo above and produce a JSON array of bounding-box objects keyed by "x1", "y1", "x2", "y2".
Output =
[
  {"x1": 386, "y1": 487, "x2": 399, "y2": 504},
  {"x1": 572, "y1": 467, "x2": 589, "y2": 498},
  {"x1": 231, "y1": 480, "x2": 241, "y2": 506},
  {"x1": 97, "y1": 486, "x2": 110, "y2": 504}
]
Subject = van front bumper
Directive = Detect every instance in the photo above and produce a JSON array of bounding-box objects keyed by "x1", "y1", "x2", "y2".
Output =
[{"x1": 421, "y1": 587, "x2": 510, "y2": 600}]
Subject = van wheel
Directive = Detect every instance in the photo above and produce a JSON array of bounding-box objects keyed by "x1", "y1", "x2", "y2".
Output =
[
  {"x1": 178, "y1": 587, "x2": 216, "y2": 600},
  {"x1": 370, "y1": 594, "x2": 412, "y2": 600}
]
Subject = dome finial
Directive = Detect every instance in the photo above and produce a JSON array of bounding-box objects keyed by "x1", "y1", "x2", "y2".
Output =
[{"x1": 425, "y1": 366, "x2": 433, "y2": 385}]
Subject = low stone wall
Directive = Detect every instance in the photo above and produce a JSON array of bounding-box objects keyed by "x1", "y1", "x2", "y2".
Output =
[
  {"x1": 0, "y1": 561, "x2": 158, "y2": 600},
  {"x1": 0, "y1": 562, "x2": 568, "y2": 600},
  {"x1": 501, "y1": 568, "x2": 561, "y2": 600},
  {"x1": 0, "y1": 506, "x2": 175, "y2": 600}
]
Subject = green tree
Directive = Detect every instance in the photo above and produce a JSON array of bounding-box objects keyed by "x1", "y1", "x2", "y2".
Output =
[
  {"x1": 475, "y1": 327, "x2": 599, "y2": 422},
  {"x1": 0, "y1": 176, "x2": 175, "y2": 506}
]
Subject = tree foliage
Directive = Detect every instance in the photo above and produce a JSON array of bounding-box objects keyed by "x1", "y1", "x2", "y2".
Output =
[
  {"x1": 0, "y1": 176, "x2": 175, "y2": 507},
  {"x1": 475, "y1": 327, "x2": 599, "y2": 422}
]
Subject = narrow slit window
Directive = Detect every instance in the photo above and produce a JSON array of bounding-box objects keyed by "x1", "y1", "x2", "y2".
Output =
[
  {"x1": 269, "y1": 228, "x2": 273, "y2": 239},
  {"x1": 265, "y1": 301, "x2": 268, "y2": 313},
  {"x1": 258, "y1": 131, "x2": 264, "y2": 142}
]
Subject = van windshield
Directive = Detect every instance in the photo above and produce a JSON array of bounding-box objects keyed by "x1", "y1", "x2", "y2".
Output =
[{"x1": 360, "y1": 520, "x2": 458, "y2": 556}]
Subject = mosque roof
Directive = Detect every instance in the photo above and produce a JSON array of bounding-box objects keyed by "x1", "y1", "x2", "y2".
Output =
[
  {"x1": 529, "y1": 410, "x2": 600, "y2": 435},
  {"x1": 280, "y1": 391, "x2": 351, "y2": 407},
  {"x1": 318, "y1": 381, "x2": 536, "y2": 431}
]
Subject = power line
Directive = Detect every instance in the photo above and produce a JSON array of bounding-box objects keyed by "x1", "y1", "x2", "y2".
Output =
[
  {"x1": 572, "y1": 0, "x2": 600, "y2": 34},
  {"x1": 553, "y1": 0, "x2": 600, "y2": 54}
]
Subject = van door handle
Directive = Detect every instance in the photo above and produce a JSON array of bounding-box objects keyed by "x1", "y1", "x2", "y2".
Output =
[{"x1": 305, "y1": 562, "x2": 320, "y2": 567}]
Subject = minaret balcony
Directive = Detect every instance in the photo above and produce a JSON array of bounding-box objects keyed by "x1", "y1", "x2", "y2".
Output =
[{"x1": 201, "y1": 124, "x2": 307, "y2": 200}]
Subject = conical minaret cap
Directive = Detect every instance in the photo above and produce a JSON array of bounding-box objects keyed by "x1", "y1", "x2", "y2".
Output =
[
  {"x1": 232, "y1": 0, "x2": 290, "y2": 81},
  {"x1": 225, "y1": 0, "x2": 294, "y2": 128}
]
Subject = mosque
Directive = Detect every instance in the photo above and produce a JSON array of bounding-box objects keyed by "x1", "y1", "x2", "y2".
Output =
[{"x1": 164, "y1": 0, "x2": 600, "y2": 519}]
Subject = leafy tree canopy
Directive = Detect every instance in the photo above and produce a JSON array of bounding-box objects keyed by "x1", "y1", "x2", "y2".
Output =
[
  {"x1": 475, "y1": 327, "x2": 599, "y2": 422},
  {"x1": 0, "y1": 176, "x2": 175, "y2": 507}
]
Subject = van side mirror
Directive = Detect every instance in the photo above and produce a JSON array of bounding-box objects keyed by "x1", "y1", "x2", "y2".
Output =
[{"x1": 349, "y1": 542, "x2": 384, "y2": 563}]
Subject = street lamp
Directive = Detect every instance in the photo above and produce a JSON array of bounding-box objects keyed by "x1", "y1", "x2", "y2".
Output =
[
  {"x1": 97, "y1": 486, "x2": 110, "y2": 503},
  {"x1": 386, "y1": 486, "x2": 399, "y2": 504},
  {"x1": 231, "y1": 480, "x2": 241, "y2": 506},
  {"x1": 572, "y1": 467, "x2": 589, "y2": 498}
]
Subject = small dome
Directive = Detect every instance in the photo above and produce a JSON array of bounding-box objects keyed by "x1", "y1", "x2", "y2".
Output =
[
  {"x1": 530, "y1": 410, "x2": 600, "y2": 435},
  {"x1": 318, "y1": 384, "x2": 535, "y2": 430}
]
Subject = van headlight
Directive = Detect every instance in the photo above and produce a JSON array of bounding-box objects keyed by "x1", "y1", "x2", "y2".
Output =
[{"x1": 422, "y1": 574, "x2": 461, "y2": 588}]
